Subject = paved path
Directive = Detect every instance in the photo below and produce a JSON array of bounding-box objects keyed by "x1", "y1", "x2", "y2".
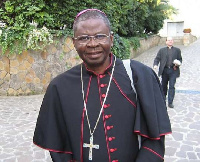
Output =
[
  {"x1": 0, "y1": 39, "x2": 200, "y2": 162},
  {"x1": 134, "y1": 39, "x2": 200, "y2": 162}
]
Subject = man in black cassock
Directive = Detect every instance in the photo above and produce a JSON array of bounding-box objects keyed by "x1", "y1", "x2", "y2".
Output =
[
  {"x1": 153, "y1": 36, "x2": 182, "y2": 108},
  {"x1": 33, "y1": 9, "x2": 171, "y2": 162}
]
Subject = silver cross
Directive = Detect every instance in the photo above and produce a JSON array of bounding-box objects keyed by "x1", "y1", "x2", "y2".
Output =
[{"x1": 83, "y1": 135, "x2": 99, "y2": 161}]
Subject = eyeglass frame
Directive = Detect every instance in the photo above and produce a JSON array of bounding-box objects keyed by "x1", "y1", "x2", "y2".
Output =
[{"x1": 73, "y1": 33, "x2": 111, "y2": 45}]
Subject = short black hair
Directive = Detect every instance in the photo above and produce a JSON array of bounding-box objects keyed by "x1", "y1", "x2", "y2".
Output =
[{"x1": 73, "y1": 9, "x2": 111, "y2": 34}]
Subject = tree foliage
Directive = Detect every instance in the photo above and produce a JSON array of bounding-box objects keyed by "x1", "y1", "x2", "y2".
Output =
[{"x1": 0, "y1": 0, "x2": 176, "y2": 58}]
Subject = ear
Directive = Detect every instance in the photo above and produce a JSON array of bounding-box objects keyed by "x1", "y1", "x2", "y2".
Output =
[
  {"x1": 72, "y1": 37, "x2": 78, "y2": 51},
  {"x1": 72, "y1": 37, "x2": 75, "y2": 45},
  {"x1": 110, "y1": 32, "x2": 114, "y2": 47}
]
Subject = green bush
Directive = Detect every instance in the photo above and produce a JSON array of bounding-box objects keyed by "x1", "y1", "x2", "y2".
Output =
[
  {"x1": 112, "y1": 34, "x2": 140, "y2": 59},
  {"x1": 0, "y1": 0, "x2": 176, "y2": 57}
]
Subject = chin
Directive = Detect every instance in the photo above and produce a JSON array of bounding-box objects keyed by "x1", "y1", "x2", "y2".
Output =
[{"x1": 85, "y1": 60, "x2": 103, "y2": 68}]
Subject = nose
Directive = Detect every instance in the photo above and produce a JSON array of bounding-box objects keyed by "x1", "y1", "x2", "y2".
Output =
[{"x1": 87, "y1": 36, "x2": 98, "y2": 46}]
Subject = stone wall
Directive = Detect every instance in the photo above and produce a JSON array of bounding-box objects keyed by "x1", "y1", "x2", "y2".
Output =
[
  {"x1": 0, "y1": 35, "x2": 197, "y2": 96},
  {"x1": 158, "y1": 36, "x2": 184, "y2": 45},
  {"x1": 0, "y1": 37, "x2": 81, "y2": 96},
  {"x1": 183, "y1": 33, "x2": 197, "y2": 46},
  {"x1": 130, "y1": 34, "x2": 197, "y2": 58},
  {"x1": 130, "y1": 35, "x2": 161, "y2": 58}
]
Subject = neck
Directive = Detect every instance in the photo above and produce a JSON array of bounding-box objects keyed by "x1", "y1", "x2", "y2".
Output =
[
  {"x1": 85, "y1": 57, "x2": 111, "y2": 74},
  {"x1": 91, "y1": 68, "x2": 105, "y2": 74},
  {"x1": 167, "y1": 45, "x2": 172, "y2": 49},
  {"x1": 89, "y1": 64, "x2": 109, "y2": 74}
]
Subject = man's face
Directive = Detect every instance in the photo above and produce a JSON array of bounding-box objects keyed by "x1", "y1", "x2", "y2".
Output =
[
  {"x1": 73, "y1": 18, "x2": 113, "y2": 70},
  {"x1": 166, "y1": 37, "x2": 174, "y2": 47}
]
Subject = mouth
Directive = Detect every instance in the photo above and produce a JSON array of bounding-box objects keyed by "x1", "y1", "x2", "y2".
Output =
[{"x1": 85, "y1": 51, "x2": 102, "y2": 59}]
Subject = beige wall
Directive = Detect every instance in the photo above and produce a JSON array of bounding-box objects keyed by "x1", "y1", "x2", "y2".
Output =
[
  {"x1": 130, "y1": 34, "x2": 196, "y2": 58},
  {"x1": 0, "y1": 37, "x2": 81, "y2": 96},
  {"x1": 0, "y1": 35, "x2": 196, "y2": 96},
  {"x1": 159, "y1": 0, "x2": 200, "y2": 37}
]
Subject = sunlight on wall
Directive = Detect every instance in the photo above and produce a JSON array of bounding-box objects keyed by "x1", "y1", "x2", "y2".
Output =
[{"x1": 159, "y1": 0, "x2": 200, "y2": 37}]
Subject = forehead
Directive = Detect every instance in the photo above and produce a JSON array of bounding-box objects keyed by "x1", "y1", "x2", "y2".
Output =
[
  {"x1": 74, "y1": 18, "x2": 109, "y2": 35},
  {"x1": 166, "y1": 37, "x2": 173, "y2": 41}
]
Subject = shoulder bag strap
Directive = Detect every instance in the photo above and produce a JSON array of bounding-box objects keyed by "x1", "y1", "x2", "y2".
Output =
[
  {"x1": 122, "y1": 59, "x2": 137, "y2": 99},
  {"x1": 122, "y1": 59, "x2": 141, "y2": 149}
]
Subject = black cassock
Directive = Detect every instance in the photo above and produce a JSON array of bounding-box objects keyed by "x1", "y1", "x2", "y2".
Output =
[{"x1": 33, "y1": 55, "x2": 171, "y2": 162}]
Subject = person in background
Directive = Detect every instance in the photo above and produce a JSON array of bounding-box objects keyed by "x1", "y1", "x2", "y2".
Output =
[
  {"x1": 33, "y1": 9, "x2": 171, "y2": 162},
  {"x1": 153, "y1": 36, "x2": 182, "y2": 108}
]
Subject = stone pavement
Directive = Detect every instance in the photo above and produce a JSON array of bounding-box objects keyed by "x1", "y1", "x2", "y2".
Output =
[
  {"x1": 0, "y1": 38, "x2": 200, "y2": 162},
  {"x1": 134, "y1": 38, "x2": 200, "y2": 162}
]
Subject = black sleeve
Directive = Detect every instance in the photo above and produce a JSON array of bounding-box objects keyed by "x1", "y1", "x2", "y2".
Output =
[
  {"x1": 133, "y1": 63, "x2": 171, "y2": 138},
  {"x1": 153, "y1": 49, "x2": 161, "y2": 66},
  {"x1": 33, "y1": 83, "x2": 72, "y2": 153},
  {"x1": 130, "y1": 60, "x2": 171, "y2": 161},
  {"x1": 50, "y1": 151, "x2": 72, "y2": 162},
  {"x1": 136, "y1": 136, "x2": 165, "y2": 162}
]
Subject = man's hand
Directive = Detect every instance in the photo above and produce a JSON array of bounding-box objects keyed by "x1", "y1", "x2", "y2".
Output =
[{"x1": 153, "y1": 65, "x2": 158, "y2": 70}]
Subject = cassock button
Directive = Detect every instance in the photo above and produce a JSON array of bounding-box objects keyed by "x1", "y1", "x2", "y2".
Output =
[
  {"x1": 105, "y1": 115, "x2": 112, "y2": 119},
  {"x1": 100, "y1": 84, "x2": 107, "y2": 88},
  {"x1": 99, "y1": 74, "x2": 105, "y2": 78},
  {"x1": 106, "y1": 125, "x2": 113, "y2": 130},
  {"x1": 108, "y1": 137, "x2": 115, "y2": 141},
  {"x1": 102, "y1": 94, "x2": 106, "y2": 98},
  {"x1": 110, "y1": 148, "x2": 117, "y2": 153},
  {"x1": 103, "y1": 104, "x2": 110, "y2": 109}
]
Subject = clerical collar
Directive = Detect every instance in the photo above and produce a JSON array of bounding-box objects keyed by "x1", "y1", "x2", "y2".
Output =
[
  {"x1": 83, "y1": 53, "x2": 114, "y2": 75},
  {"x1": 167, "y1": 46, "x2": 173, "y2": 49}
]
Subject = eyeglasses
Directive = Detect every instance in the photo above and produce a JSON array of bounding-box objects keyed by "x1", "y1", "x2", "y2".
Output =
[{"x1": 74, "y1": 33, "x2": 110, "y2": 45}]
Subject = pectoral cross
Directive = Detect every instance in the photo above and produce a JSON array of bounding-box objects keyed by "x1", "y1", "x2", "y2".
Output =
[{"x1": 83, "y1": 135, "x2": 99, "y2": 161}]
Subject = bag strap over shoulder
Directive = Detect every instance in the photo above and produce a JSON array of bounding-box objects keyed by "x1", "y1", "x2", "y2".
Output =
[
  {"x1": 122, "y1": 59, "x2": 137, "y2": 99},
  {"x1": 122, "y1": 59, "x2": 141, "y2": 149}
]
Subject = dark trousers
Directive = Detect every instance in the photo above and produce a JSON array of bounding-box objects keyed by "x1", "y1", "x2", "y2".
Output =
[{"x1": 161, "y1": 67, "x2": 178, "y2": 104}]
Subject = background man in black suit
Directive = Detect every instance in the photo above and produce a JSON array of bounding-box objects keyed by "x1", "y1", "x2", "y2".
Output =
[{"x1": 153, "y1": 36, "x2": 182, "y2": 108}]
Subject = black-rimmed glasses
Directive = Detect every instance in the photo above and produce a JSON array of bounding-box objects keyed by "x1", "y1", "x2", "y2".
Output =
[{"x1": 74, "y1": 33, "x2": 110, "y2": 45}]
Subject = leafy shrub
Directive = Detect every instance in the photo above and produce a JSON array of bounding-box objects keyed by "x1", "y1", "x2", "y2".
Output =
[
  {"x1": 26, "y1": 26, "x2": 53, "y2": 50},
  {"x1": 112, "y1": 34, "x2": 140, "y2": 59},
  {"x1": 0, "y1": 0, "x2": 176, "y2": 57},
  {"x1": 0, "y1": 27, "x2": 27, "y2": 54}
]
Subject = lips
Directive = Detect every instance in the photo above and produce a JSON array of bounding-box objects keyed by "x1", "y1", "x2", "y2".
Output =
[{"x1": 85, "y1": 51, "x2": 102, "y2": 59}]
